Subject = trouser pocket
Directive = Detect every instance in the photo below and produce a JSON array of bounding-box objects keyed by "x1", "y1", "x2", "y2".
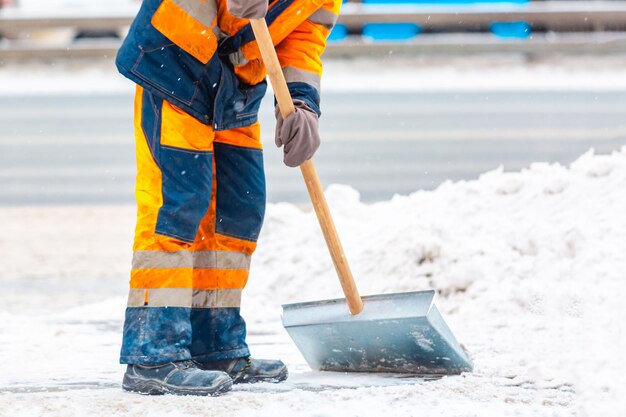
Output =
[
  {"x1": 139, "y1": 88, "x2": 215, "y2": 243},
  {"x1": 155, "y1": 146, "x2": 213, "y2": 243}
]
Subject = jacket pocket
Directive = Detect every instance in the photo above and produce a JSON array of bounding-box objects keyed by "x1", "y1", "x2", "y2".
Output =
[
  {"x1": 213, "y1": 58, "x2": 267, "y2": 131},
  {"x1": 131, "y1": 42, "x2": 203, "y2": 106}
]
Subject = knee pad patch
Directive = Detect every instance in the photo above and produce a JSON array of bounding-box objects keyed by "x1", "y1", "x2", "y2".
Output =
[
  {"x1": 155, "y1": 146, "x2": 213, "y2": 243},
  {"x1": 214, "y1": 142, "x2": 266, "y2": 242}
]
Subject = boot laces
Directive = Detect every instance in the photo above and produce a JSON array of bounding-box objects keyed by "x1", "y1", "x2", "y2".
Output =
[
  {"x1": 231, "y1": 357, "x2": 252, "y2": 381},
  {"x1": 176, "y1": 360, "x2": 194, "y2": 370}
]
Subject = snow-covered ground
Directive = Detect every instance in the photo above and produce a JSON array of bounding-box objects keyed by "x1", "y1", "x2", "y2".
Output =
[{"x1": 1, "y1": 148, "x2": 625, "y2": 416}]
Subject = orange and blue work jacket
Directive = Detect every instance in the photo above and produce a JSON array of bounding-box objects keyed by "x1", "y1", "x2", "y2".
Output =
[{"x1": 116, "y1": 0, "x2": 341, "y2": 130}]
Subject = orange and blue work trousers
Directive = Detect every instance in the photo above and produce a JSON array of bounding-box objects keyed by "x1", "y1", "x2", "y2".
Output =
[{"x1": 120, "y1": 86, "x2": 265, "y2": 365}]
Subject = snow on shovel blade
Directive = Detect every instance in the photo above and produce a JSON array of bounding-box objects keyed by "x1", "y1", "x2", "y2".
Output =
[{"x1": 282, "y1": 290, "x2": 473, "y2": 374}]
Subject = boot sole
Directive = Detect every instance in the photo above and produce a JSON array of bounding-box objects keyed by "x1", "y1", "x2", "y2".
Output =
[
  {"x1": 122, "y1": 374, "x2": 233, "y2": 396},
  {"x1": 234, "y1": 366, "x2": 289, "y2": 384}
]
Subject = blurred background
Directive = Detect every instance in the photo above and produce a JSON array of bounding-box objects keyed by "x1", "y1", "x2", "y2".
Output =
[
  {"x1": 1, "y1": 0, "x2": 626, "y2": 204},
  {"x1": 1, "y1": 2, "x2": 624, "y2": 409}
]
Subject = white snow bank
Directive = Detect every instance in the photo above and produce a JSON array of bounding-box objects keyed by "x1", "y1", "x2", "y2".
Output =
[
  {"x1": 246, "y1": 148, "x2": 626, "y2": 417},
  {"x1": 1, "y1": 148, "x2": 625, "y2": 416}
]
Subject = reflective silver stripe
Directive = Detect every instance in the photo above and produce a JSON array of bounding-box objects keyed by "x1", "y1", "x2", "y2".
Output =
[
  {"x1": 132, "y1": 250, "x2": 193, "y2": 270},
  {"x1": 192, "y1": 288, "x2": 242, "y2": 308},
  {"x1": 127, "y1": 289, "x2": 149, "y2": 307},
  {"x1": 171, "y1": 0, "x2": 217, "y2": 27},
  {"x1": 307, "y1": 8, "x2": 338, "y2": 31},
  {"x1": 132, "y1": 250, "x2": 250, "y2": 270},
  {"x1": 127, "y1": 288, "x2": 242, "y2": 308},
  {"x1": 194, "y1": 250, "x2": 251, "y2": 270},
  {"x1": 282, "y1": 66, "x2": 321, "y2": 92}
]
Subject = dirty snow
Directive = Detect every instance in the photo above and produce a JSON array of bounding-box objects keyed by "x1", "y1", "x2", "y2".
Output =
[{"x1": 1, "y1": 148, "x2": 625, "y2": 416}]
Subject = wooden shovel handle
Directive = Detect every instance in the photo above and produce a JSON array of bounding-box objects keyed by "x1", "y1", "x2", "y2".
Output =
[{"x1": 250, "y1": 18, "x2": 364, "y2": 315}]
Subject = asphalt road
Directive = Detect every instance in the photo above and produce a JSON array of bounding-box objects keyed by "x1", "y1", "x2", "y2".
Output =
[{"x1": 1, "y1": 90, "x2": 625, "y2": 205}]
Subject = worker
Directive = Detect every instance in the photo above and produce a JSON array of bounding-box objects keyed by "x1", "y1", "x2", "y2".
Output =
[{"x1": 114, "y1": 0, "x2": 339, "y2": 396}]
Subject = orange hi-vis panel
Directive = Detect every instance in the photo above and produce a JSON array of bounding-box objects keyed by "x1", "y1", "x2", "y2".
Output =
[
  {"x1": 151, "y1": 0, "x2": 219, "y2": 64},
  {"x1": 117, "y1": 0, "x2": 341, "y2": 366},
  {"x1": 117, "y1": 0, "x2": 341, "y2": 127},
  {"x1": 130, "y1": 85, "x2": 263, "y2": 292},
  {"x1": 120, "y1": 86, "x2": 265, "y2": 365},
  {"x1": 223, "y1": 0, "x2": 341, "y2": 88}
]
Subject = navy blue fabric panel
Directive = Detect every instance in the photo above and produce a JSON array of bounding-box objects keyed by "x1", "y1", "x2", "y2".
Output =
[
  {"x1": 155, "y1": 146, "x2": 213, "y2": 243},
  {"x1": 116, "y1": 0, "x2": 220, "y2": 125},
  {"x1": 214, "y1": 142, "x2": 266, "y2": 242},
  {"x1": 286, "y1": 82, "x2": 321, "y2": 116},
  {"x1": 213, "y1": 58, "x2": 268, "y2": 131},
  {"x1": 189, "y1": 308, "x2": 250, "y2": 362},
  {"x1": 131, "y1": 41, "x2": 213, "y2": 109},
  {"x1": 141, "y1": 89, "x2": 163, "y2": 162},
  {"x1": 120, "y1": 307, "x2": 192, "y2": 365}
]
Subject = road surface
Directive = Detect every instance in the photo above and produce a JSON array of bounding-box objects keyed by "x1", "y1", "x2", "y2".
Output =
[{"x1": 1, "y1": 90, "x2": 625, "y2": 205}]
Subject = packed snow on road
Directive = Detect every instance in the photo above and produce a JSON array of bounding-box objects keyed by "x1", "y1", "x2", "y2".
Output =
[{"x1": 0, "y1": 148, "x2": 624, "y2": 416}]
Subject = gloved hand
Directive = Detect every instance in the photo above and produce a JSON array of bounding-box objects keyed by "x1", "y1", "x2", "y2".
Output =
[
  {"x1": 275, "y1": 100, "x2": 321, "y2": 168},
  {"x1": 227, "y1": 0, "x2": 268, "y2": 19}
]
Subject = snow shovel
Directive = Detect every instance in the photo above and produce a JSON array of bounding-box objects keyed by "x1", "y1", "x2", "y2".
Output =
[{"x1": 250, "y1": 19, "x2": 473, "y2": 375}]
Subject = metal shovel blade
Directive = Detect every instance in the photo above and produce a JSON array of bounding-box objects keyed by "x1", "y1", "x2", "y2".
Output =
[{"x1": 282, "y1": 290, "x2": 473, "y2": 374}]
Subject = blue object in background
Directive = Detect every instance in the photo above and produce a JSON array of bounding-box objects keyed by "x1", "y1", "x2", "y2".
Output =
[
  {"x1": 490, "y1": 21, "x2": 531, "y2": 39},
  {"x1": 363, "y1": 23, "x2": 421, "y2": 41},
  {"x1": 328, "y1": 24, "x2": 348, "y2": 42}
]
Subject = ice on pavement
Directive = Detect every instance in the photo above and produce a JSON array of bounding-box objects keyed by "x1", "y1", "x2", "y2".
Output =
[{"x1": 1, "y1": 148, "x2": 625, "y2": 416}]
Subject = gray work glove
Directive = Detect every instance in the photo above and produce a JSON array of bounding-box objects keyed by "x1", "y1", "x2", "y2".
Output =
[
  {"x1": 227, "y1": 0, "x2": 268, "y2": 19},
  {"x1": 275, "y1": 100, "x2": 321, "y2": 168}
]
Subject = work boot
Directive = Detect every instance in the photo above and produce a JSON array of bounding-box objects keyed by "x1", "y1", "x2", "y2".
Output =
[
  {"x1": 122, "y1": 361, "x2": 233, "y2": 396},
  {"x1": 197, "y1": 357, "x2": 288, "y2": 384}
]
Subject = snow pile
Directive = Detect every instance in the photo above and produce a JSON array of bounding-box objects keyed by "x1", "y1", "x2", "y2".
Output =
[
  {"x1": 245, "y1": 147, "x2": 626, "y2": 415},
  {"x1": 1, "y1": 148, "x2": 625, "y2": 416}
]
